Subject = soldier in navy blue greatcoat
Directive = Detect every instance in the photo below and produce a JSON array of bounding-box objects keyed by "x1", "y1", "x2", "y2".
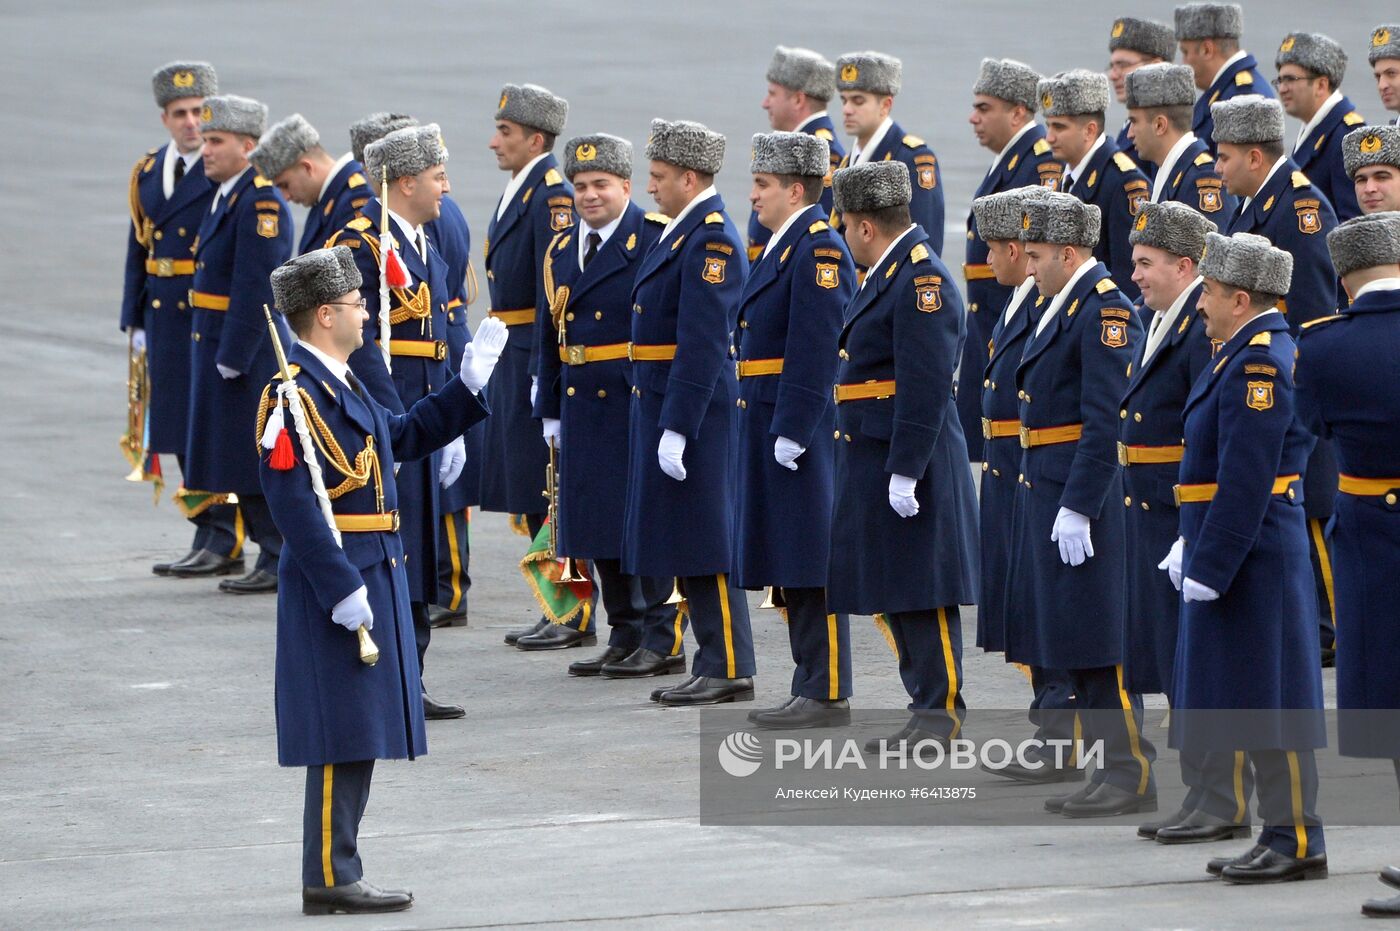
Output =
[
  {"x1": 624, "y1": 119, "x2": 756, "y2": 707},
  {"x1": 825, "y1": 162, "x2": 978, "y2": 753},
  {"x1": 748, "y1": 46, "x2": 844, "y2": 263},
  {"x1": 123, "y1": 62, "x2": 242, "y2": 578},
  {"x1": 528, "y1": 133, "x2": 680, "y2": 673},
  {"x1": 1296, "y1": 214, "x2": 1400, "y2": 914},
  {"x1": 1107, "y1": 16, "x2": 1179, "y2": 180},
  {"x1": 1169, "y1": 231, "x2": 1326, "y2": 884},
  {"x1": 1004, "y1": 193, "x2": 1157, "y2": 816},
  {"x1": 735, "y1": 132, "x2": 856, "y2": 729},
  {"x1": 186, "y1": 94, "x2": 293, "y2": 594},
  {"x1": 248, "y1": 113, "x2": 369, "y2": 257},
  {"x1": 1274, "y1": 31, "x2": 1366, "y2": 221},
  {"x1": 259, "y1": 247, "x2": 502, "y2": 915},
  {"x1": 962, "y1": 58, "x2": 1064, "y2": 462},
  {"x1": 1174, "y1": 3, "x2": 1275, "y2": 155}
]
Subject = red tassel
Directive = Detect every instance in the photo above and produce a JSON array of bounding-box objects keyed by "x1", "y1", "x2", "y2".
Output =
[
  {"x1": 270, "y1": 428, "x2": 297, "y2": 470},
  {"x1": 384, "y1": 246, "x2": 410, "y2": 288},
  {"x1": 147, "y1": 452, "x2": 162, "y2": 477}
]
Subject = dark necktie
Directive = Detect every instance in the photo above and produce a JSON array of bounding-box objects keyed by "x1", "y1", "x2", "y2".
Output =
[
  {"x1": 173, "y1": 156, "x2": 186, "y2": 185},
  {"x1": 1063, "y1": 172, "x2": 1075, "y2": 194},
  {"x1": 346, "y1": 371, "x2": 365, "y2": 399},
  {"x1": 584, "y1": 231, "x2": 601, "y2": 269}
]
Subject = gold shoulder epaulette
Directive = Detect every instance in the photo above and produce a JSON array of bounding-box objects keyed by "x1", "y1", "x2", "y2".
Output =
[
  {"x1": 1096, "y1": 279, "x2": 1117, "y2": 294},
  {"x1": 346, "y1": 216, "x2": 374, "y2": 232},
  {"x1": 544, "y1": 167, "x2": 563, "y2": 186},
  {"x1": 1343, "y1": 111, "x2": 1365, "y2": 126},
  {"x1": 909, "y1": 243, "x2": 930, "y2": 263},
  {"x1": 814, "y1": 127, "x2": 834, "y2": 141},
  {"x1": 1194, "y1": 152, "x2": 1214, "y2": 166},
  {"x1": 704, "y1": 211, "x2": 724, "y2": 224},
  {"x1": 1248, "y1": 331, "x2": 1272, "y2": 347},
  {"x1": 253, "y1": 175, "x2": 274, "y2": 188},
  {"x1": 1234, "y1": 71, "x2": 1253, "y2": 86},
  {"x1": 270, "y1": 363, "x2": 303, "y2": 381},
  {"x1": 902, "y1": 134, "x2": 925, "y2": 148},
  {"x1": 1113, "y1": 151, "x2": 1137, "y2": 172},
  {"x1": 1301, "y1": 314, "x2": 1345, "y2": 331},
  {"x1": 808, "y1": 220, "x2": 829, "y2": 234},
  {"x1": 645, "y1": 211, "x2": 670, "y2": 225},
  {"x1": 146, "y1": 146, "x2": 159, "y2": 156},
  {"x1": 1033, "y1": 139, "x2": 1051, "y2": 156},
  {"x1": 347, "y1": 172, "x2": 366, "y2": 188},
  {"x1": 1291, "y1": 170, "x2": 1311, "y2": 189}
]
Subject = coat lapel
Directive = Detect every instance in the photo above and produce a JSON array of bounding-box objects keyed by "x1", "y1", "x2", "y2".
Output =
[
  {"x1": 485, "y1": 155, "x2": 555, "y2": 262},
  {"x1": 196, "y1": 169, "x2": 253, "y2": 255},
  {"x1": 150, "y1": 153, "x2": 212, "y2": 226},
  {"x1": 289, "y1": 343, "x2": 377, "y2": 437},
  {"x1": 1020, "y1": 263, "x2": 1105, "y2": 370},
  {"x1": 567, "y1": 203, "x2": 642, "y2": 304},
  {"x1": 635, "y1": 193, "x2": 723, "y2": 287},
  {"x1": 843, "y1": 227, "x2": 927, "y2": 331}
]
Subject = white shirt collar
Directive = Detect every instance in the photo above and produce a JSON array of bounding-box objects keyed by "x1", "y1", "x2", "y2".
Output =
[
  {"x1": 1354, "y1": 277, "x2": 1400, "y2": 298},
  {"x1": 318, "y1": 152, "x2": 355, "y2": 203},
  {"x1": 762, "y1": 204, "x2": 816, "y2": 259},
  {"x1": 860, "y1": 224, "x2": 918, "y2": 290},
  {"x1": 1002, "y1": 277, "x2": 1037, "y2": 325},
  {"x1": 1067, "y1": 134, "x2": 1107, "y2": 186},
  {"x1": 1241, "y1": 155, "x2": 1289, "y2": 211},
  {"x1": 213, "y1": 165, "x2": 250, "y2": 209},
  {"x1": 794, "y1": 111, "x2": 826, "y2": 133},
  {"x1": 496, "y1": 152, "x2": 550, "y2": 221},
  {"x1": 1224, "y1": 306, "x2": 1280, "y2": 343},
  {"x1": 1141, "y1": 275, "x2": 1203, "y2": 365},
  {"x1": 991, "y1": 121, "x2": 1037, "y2": 173},
  {"x1": 162, "y1": 144, "x2": 201, "y2": 199},
  {"x1": 851, "y1": 117, "x2": 894, "y2": 166},
  {"x1": 661, "y1": 185, "x2": 719, "y2": 241},
  {"x1": 1295, "y1": 91, "x2": 1344, "y2": 153},
  {"x1": 1151, "y1": 132, "x2": 1199, "y2": 202},
  {"x1": 298, "y1": 341, "x2": 353, "y2": 389},
  {"x1": 386, "y1": 206, "x2": 425, "y2": 262},
  {"x1": 1209, "y1": 50, "x2": 1249, "y2": 89},
  {"x1": 1036, "y1": 255, "x2": 1099, "y2": 335},
  {"x1": 578, "y1": 205, "x2": 627, "y2": 270}
]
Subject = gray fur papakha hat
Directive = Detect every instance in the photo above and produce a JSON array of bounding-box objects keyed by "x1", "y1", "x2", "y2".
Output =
[
  {"x1": 349, "y1": 112, "x2": 417, "y2": 164},
  {"x1": 364, "y1": 123, "x2": 449, "y2": 183},
  {"x1": 835, "y1": 51, "x2": 902, "y2": 96},
  {"x1": 832, "y1": 161, "x2": 911, "y2": 214},
  {"x1": 1370, "y1": 25, "x2": 1400, "y2": 65},
  {"x1": 1199, "y1": 231, "x2": 1293, "y2": 296},
  {"x1": 973, "y1": 58, "x2": 1043, "y2": 112},
  {"x1": 1129, "y1": 201, "x2": 1218, "y2": 258},
  {"x1": 1110, "y1": 18, "x2": 1178, "y2": 61},
  {"x1": 1173, "y1": 3, "x2": 1243, "y2": 41},
  {"x1": 1126, "y1": 63, "x2": 1197, "y2": 109},
  {"x1": 1343, "y1": 125, "x2": 1400, "y2": 177},
  {"x1": 1019, "y1": 191, "x2": 1102, "y2": 249},
  {"x1": 250, "y1": 114, "x2": 320, "y2": 181},
  {"x1": 1210, "y1": 94, "x2": 1285, "y2": 145},
  {"x1": 151, "y1": 61, "x2": 216, "y2": 108},
  {"x1": 564, "y1": 133, "x2": 632, "y2": 179},
  {"x1": 1327, "y1": 212, "x2": 1400, "y2": 277},
  {"x1": 767, "y1": 46, "x2": 837, "y2": 101},
  {"x1": 270, "y1": 246, "x2": 363, "y2": 317},
  {"x1": 200, "y1": 94, "x2": 268, "y2": 139},
  {"x1": 1038, "y1": 70, "x2": 1111, "y2": 117},
  {"x1": 972, "y1": 186, "x2": 1050, "y2": 242},
  {"x1": 1276, "y1": 33, "x2": 1347, "y2": 86},
  {"x1": 495, "y1": 83, "x2": 568, "y2": 136},
  {"x1": 646, "y1": 119, "x2": 726, "y2": 175},
  {"x1": 750, "y1": 131, "x2": 830, "y2": 177}
]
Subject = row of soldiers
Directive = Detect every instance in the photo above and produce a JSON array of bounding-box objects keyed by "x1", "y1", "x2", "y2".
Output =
[{"x1": 116, "y1": 5, "x2": 1400, "y2": 916}]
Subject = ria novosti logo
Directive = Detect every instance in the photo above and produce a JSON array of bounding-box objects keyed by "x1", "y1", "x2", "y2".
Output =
[
  {"x1": 717, "y1": 731, "x2": 764, "y2": 777},
  {"x1": 715, "y1": 731, "x2": 1104, "y2": 776}
]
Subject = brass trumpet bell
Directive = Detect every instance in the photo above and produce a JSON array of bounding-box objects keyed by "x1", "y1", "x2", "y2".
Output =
[{"x1": 664, "y1": 577, "x2": 685, "y2": 605}]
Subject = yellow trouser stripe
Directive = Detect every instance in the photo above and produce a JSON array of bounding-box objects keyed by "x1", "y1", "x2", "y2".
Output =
[
  {"x1": 1232, "y1": 751, "x2": 1247, "y2": 823},
  {"x1": 321, "y1": 765, "x2": 335, "y2": 887},
  {"x1": 229, "y1": 504, "x2": 245, "y2": 560},
  {"x1": 1287, "y1": 750, "x2": 1308, "y2": 858},
  {"x1": 1309, "y1": 518, "x2": 1336, "y2": 634},
  {"x1": 444, "y1": 512, "x2": 463, "y2": 611},
  {"x1": 1115, "y1": 664, "x2": 1152, "y2": 795},
  {"x1": 936, "y1": 607, "x2": 962, "y2": 739},
  {"x1": 717, "y1": 574, "x2": 736, "y2": 678},
  {"x1": 670, "y1": 607, "x2": 685, "y2": 656},
  {"x1": 577, "y1": 599, "x2": 592, "y2": 633},
  {"x1": 1071, "y1": 713, "x2": 1082, "y2": 766},
  {"x1": 826, "y1": 613, "x2": 839, "y2": 701}
]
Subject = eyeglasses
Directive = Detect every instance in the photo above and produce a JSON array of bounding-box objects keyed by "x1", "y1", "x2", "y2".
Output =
[
  {"x1": 327, "y1": 298, "x2": 368, "y2": 311},
  {"x1": 1271, "y1": 74, "x2": 1318, "y2": 88}
]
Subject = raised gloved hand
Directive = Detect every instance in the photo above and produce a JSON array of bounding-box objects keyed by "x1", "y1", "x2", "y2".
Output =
[
  {"x1": 130, "y1": 328, "x2": 146, "y2": 353},
  {"x1": 774, "y1": 436, "x2": 805, "y2": 471},
  {"x1": 542, "y1": 418, "x2": 561, "y2": 448},
  {"x1": 438, "y1": 435, "x2": 466, "y2": 487},
  {"x1": 331, "y1": 585, "x2": 373, "y2": 632},
  {"x1": 1157, "y1": 537, "x2": 1185, "y2": 591},
  {"x1": 216, "y1": 363, "x2": 242, "y2": 380},
  {"x1": 888, "y1": 473, "x2": 919, "y2": 518},
  {"x1": 460, "y1": 317, "x2": 508, "y2": 393},
  {"x1": 1051, "y1": 507, "x2": 1094, "y2": 566},
  {"x1": 1182, "y1": 578, "x2": 1220, "y2": 603},
  {"x1": 529, "y1": 375, "x2": 539, "y2": 407},
  {"x1": 658, "y1": 429, "x2": 687, "y2": 481}
]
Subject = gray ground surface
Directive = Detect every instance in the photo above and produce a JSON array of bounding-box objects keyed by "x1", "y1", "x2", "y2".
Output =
[{"x1": 2, "y1": 0, "x2": 1395, "y2": 927}]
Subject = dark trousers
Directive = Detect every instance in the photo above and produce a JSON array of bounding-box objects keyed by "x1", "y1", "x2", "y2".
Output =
[
  {"x1": 411, "y1": 601, "x2": 430, "y2": 673},
  {"x1": 781, "y1": 587, "x2": 852, "y2": 701},
  {"x1": 680, "y1": 574, "x2": 754, "y2": 679},
  {"x1": 639, "y1": 577, "x2": 689, "y2": 657},
  {"x1": 1194, "y1": 749, "x2": 1257, "y2": 824},
  {"x1": 885, "y1": 607, "x2": 964, "y2": 739},
  {"x1": 1308, "y1": 517, "x2": 1337, "y2": 649},
  {"x1": 237, "y1": 492, "x2": 283, "y2": 572},
  {"x1": 594, "y1": 558, "x2": 676, "y2": 652},
  {"x1": 435, "y1": 508, "x2": 470, "y2": 614},
  {"x1": 1030, "y1": 665, "x2": 1077, "y2": 759},
  {"x1": 303, "y1": 760, "x2": 374, "y2": 888},
  {"x1": 1066, "y1": 665, "x2": 1157, "y2": 795},
  {"x1": 1251, "y1": 749, "x2": 1325, "y2": 857}
]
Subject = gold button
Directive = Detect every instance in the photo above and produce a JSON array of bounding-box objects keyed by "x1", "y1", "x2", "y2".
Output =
[
  {"x1": 1017, "y1": 473, "x2": 1024, "y2": 482},
  {"x1": 1120, "y1": 409, "x2": 1127, "y2": 419},
  {"x1": 1287, "y1": 488, "x2": 1296, "y2": 500},
  {"x1": 1017, "y1": 390, "x2": 1025, "y2": 400},
  {"x1": 594, "y1": 310, "x2": 603, "y2": 320},
  {"x1": 566, "y1": 312, "x2": 575, "y2": 321},
  {"x1": 982, "y1": 462, "x2": 989, "y2": 472},
  {"x1": 178, "y1": 227, "x2": 186, "y2": 236},
  {"x1": 1124, "y1": 496, "x2": 1132, "y2": 506},
  {"x1": 193, "y1": 332, "x2": 200, "y2": 341},
  {"x1": 839, "y1": 349, "x2": 849, "y2": 360},
  {"x1": 983, "y1": 378, "x2": 991, "y2": 388},
  {"x1": 151, "y1": 299, "x2": 161, "y2": 308},
  {"x1": 177, "y1": 301, "x2": 186, "y2": 310},
  {"x1": 967, "y1": 230, "x2": 975, "y2": 240},
  {"x1": 1024, "y1": 480, "x2": 1032, "y2": 489},
  {"x1": 1134, "y1": 412, "x2": 1143, "y2": 422},
  {"x1": 633, "y1": 303, "x2": 642, "y2": 314},
  {"x1": 448, "y1": 313, "x2": 456, "y2": 323},
  {"x1": 843, "y1": 434, "x2": 851, "y2": 442},
  {"x1": 154, "y1": 230, "x2": 163, "y2": 240},
  {"x1": 969, "y1": 303, "x2": 979, "y2": 312},
  {"x1": 391, "y1": 557, "x2": 397, "y2": 567},
  {"x1": 632, "y1": 386, "x2": 640, "y2": 396},
  {"x1": 1387, "y1": 493, "x2": 1398, "y2": 506},
  {"x1": 1141, "y1": 501, "x2": 1150, "y2": 511},
  {"x1": 740, "y1": 320, "x2": 749, "y2": 328},
  {"x1": 566, "y1": 387, "x2": 575, "y2": 396},
  {"x1": 404, "y1": 554, "x2": 408, "y2": 564},
  {"x1": 597, "y1": 389, "x2": 606, "y2": 398},
  {"x1": 197, "y1": 261, "x2": 205, "y2": 269},
  {"x1": 991, "y1": 381, "x2": 997, "y2": 390},
  {"x1": 992, "y1": 469, "x2": 1001, "y2": 477}
]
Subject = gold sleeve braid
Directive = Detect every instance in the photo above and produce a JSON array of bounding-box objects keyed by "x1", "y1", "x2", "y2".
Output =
[
  {"x1": 128, "y1": 155, "x2": 153, "y2": 250},
  {"x1": 255, "y1": 385, "x2": 382, "y2": 502}
]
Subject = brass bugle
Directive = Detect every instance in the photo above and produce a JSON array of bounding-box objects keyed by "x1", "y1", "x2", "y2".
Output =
[
  {"x1": 357, "y1": 626, "x2": 380, "y2": 666},
  {"x1": 664, "y1": 577, "x2": 685, "y2": 605},
  {"x1": 759, "y1": 586, "x2": 778, "y2": 609}
]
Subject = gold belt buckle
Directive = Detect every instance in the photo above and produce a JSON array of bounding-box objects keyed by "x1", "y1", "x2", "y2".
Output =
[
  {"x1": 566, "y1": 345, "x2": 587, "y2": 366},
  {"x1": 389, "y1": 510, "x2": 401, "y2": 532},
  {"x1": 155, "y1": 257, "x2": 175, "y2": 277},
  {"x1": 433, "y1": 340, "x2": 447, "y2": 361},
  {"x1": 1172, "y1": 485, "x2": 1183, "y2": 507},
  {"x1": 1019, "y1": 425, "x2": 1032, "y2": 449},
  {"x1": 981, "y1": 418, "x2": 992, "y2": 440},
  {"x1": 1117, "y1": 441, "x2": 1128, "y2": 466},
  {"x1": 735, "y1": 361, "x2": 744, "y2": 380},
  {"x1": 832, "y1": 384, "x2": 840, "y2": 404}
]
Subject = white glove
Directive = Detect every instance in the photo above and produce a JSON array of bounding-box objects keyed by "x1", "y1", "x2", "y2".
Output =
[
  {"x1": 331, "y1": 585, "x2": 373, "y2": 632},
  {"x1": 542, "y1": 418, "x2": 561, "y2": 448},
  {"x1": 1182, "y1": 578, "x2": 1220, "y2": 603},
  {"x1": 530, "y1": 375, "x2": 539, "y2": 407},
  {"x1": 1050, "y1": 507, "x2": 1094, "y2": 566},
  {"x1": 658, "y1": 429, "x2": 687, "y2": 481},
  {"x1": 438, "y1": 436, "x2": 466, "y2": 487},
  {"x1": 130, "y1": 328, "x2": 147, "y2": 353},
  {"x1": 460, "y1": 317, "x2": 508, "y2": 393},
  {"x1": 888, "y1": 474, "x2": 919, "y2": 517},
  {"x1": 1158, "y1": 536, "x2": 1185, "y2": 591},
  {"x1": 216, "y1": 363, "x2": 242, "y2": 380},
  {"x1": 774, "y1": 436, "x2": 805, "y2": 471}
]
